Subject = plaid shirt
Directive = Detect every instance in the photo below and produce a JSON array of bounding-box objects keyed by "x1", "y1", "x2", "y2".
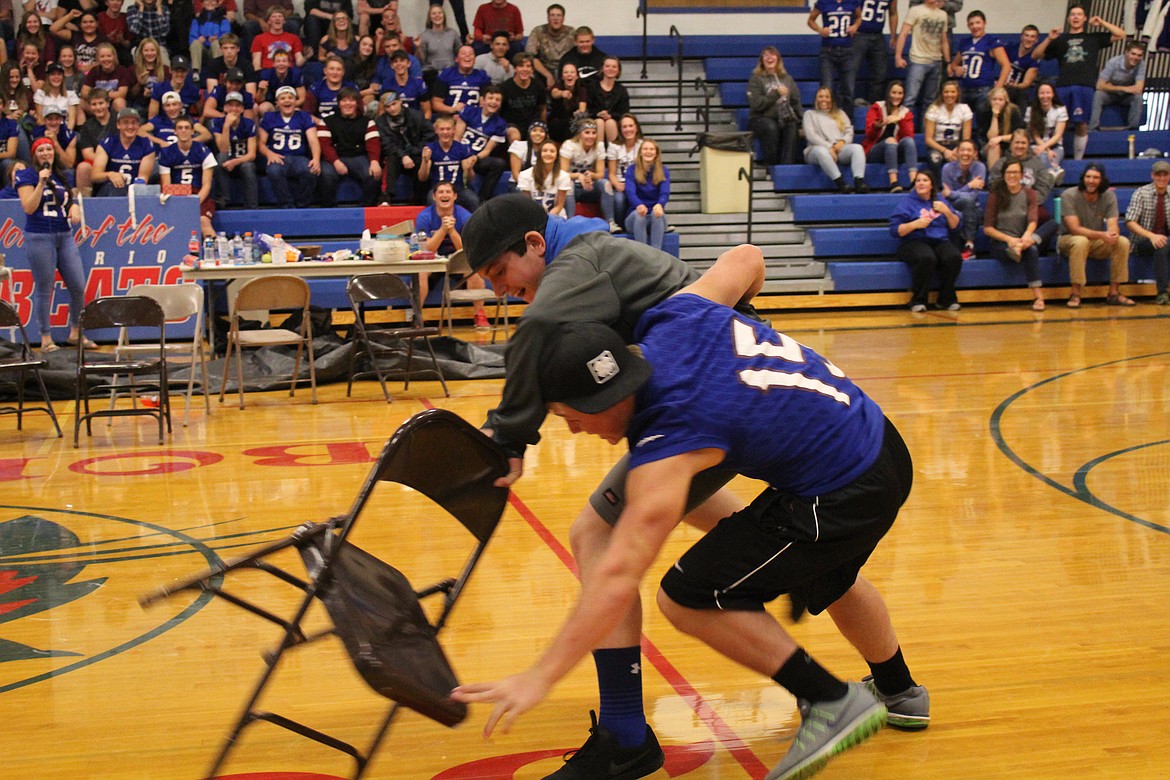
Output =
[
  {"x1": 1125, "y1": 182, "x2": 1170, "y2": 234},
  {"x1": 127, "y1": 3, "x2": 171, "y2": 41}
]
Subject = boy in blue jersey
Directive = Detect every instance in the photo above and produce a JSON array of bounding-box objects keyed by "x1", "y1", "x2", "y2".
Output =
[
  {"x1": 455, "y1": 84, "x2": 507, "y2": 201},
  {"x1": 159, "y1": 116, "x2": 218, "y2": 237},
  {"x1": 92, "y1": 108, "x2": 156, "y2": 195},
  {"x1": 306, "y1": 56, "x2": 357, "y2": 119},
  {"x1": 851, "y1": 0, "x2": 898, "y2": 104},
  {"x1": 432, "y1": 45, "x2": 492, "y2": 118},
  {"x1": 808, "y1": 0, "x2": 861, "y2": 111},
  {"x1": 32, "y1": 107, "x2": 79, "y2": 171},
  {"x1": 413, "y1": 180, "x2": 489, "y2": 325},
  {"x1": 259, "y1": 85, "x2": 321, "y2": 207},
  {"x1": 418, "y1": 115, "x2": 478, "y2": 210},
  {"x1": 142, "y1": 91, "x2": 216, "y2": 149},
  {"x1": 454, "y1": 248, "x2": 928, "y2": 780},
  {"x1": 947, "y1": 10, "x2": 1010, "y2": 113},
  {"x1": 373, "y1": 50, "x2": 432, "y2": 119},
  {"x1": 202, "y1": 67, "x2": 257, "y2": 123},
  {"x1": 211, "y1": 91, "x2": 259, "y2": 208},
  {"x1": 147, "y1": 55, "x2": 202, "y2": 120},
  {"x1": 1005, "y1": 25, "x2": 1050, "y2": 111},
  {"x1": 257, "y1": 49, "x2": 304, "y2": 114}
]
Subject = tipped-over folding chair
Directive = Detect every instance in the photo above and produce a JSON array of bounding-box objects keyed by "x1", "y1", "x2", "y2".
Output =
[
  {"x1": 0, "y1": 300, "x2": 63, "y2": 437},
  {"x1": 140, "y1": 409, "x2": 509, "y2": 779},
  {"x1": 346, "y1": 273, "x2": 449, "y2": 403},
  {"x1": 440, "y1": 250, "x2": 510, "y2": 343},
  {"x1": 74, "y1": 296, "x2": 172, "y2": 447}
]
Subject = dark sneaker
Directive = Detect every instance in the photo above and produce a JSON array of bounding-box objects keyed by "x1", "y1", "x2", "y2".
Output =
[
  {"x1": 765, "y1": 682, "x2": 886, "y2": 780},
  {"x1": 544, "y1": 711, "x2": 664, "y2": 780},
  {"x1": 1157, "y1": 292, "x2": 1170, "y2": 306},
  {"x1": 862, "y1": 675, "x2": 931, "y2": 730}
]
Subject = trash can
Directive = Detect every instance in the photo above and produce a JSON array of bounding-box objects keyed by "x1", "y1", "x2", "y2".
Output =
[{"x1": 698, "y1": 131, "x2": 752, "y2": 214}]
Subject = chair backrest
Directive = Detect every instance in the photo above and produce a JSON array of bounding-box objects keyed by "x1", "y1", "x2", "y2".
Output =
[
  {"x1": 0, "y1": 300, "x2": 35, "y2": 359},
  {"x1": 80, "y1": 296, "x2": 166, "y2": 330},
  {"x1": 125, "y1": 283, "x2": 203, "y2": 323},
  {"x1": 347, "y1": 272, "x2": 414, "y2": 308},
  {"x1": 446, "y1": 250, "x2": 472, "y2": 277},
  {"x1": 234, "y1": 275, "x2": 311, "y2": 314}
]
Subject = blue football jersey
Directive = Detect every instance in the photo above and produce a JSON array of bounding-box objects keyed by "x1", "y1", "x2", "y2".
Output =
[
  {"x1": 260, "y1": 110, "x2": 316, "y2": 157},
  {"x1": 457, "y1": 105, "x2": 507, "y2": 154},
  {"x1": 209, "y1": 85, "x2": 255, "y2": 111},
  {"x1": 435, "y1": 66, "x2": 492, "y2": 108},
  {"x1": 377, "y1": 73, "x2": 430, "y2": 114},
  {"x1": 1007, "y1": 52, "x2": 1038, "y2": 87},
  {"x1": 30, "y1": 125, "x2": 78, "y2": 150},
  {"x1": 628, "y1": 294, "x2": 885, "y2": 497},
  {"x1": 856, "y1": 0, "x2": 893, "y2": 35},
  {"x1": 815, "y1": 0, "x2": 859, "y2": 48},
  {"x1": 99, "y1": 134, "x2": 155, "y2": 179},
  {"x1": 260, "y1": 66, "x2": 302, "y2": 93},
  {"x1": 308, "y1": 79, "x2": 357, "y2": 118},
  {"x1": 14, "y1": 167, "x2": 73, "y2": 234},
  {"x1": 151, "y1": 76, "x2": 202, "y2": 107},
  {"x1": 158, "y1": 141, "x2": 217, "y2": 189},
  {"x1": 415, "y1": 203, "x2": 472, "y2": 255},
  {"x1": 146, "y1": 113, "x2": 178, "y2": 148},
  {"x1": 958, "y1": 34, "x2": 1005, "y2": 89},
  {"x1": 209, "y1": 116, "x2": 257, "y2": 158},
  {"x1": 424, "y1": 140, "x2": 472, "y2": 187}
]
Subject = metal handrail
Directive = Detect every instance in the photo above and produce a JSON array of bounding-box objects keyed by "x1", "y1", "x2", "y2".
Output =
[
  {"x1": 694, "y1": 77, "x2": 717, "y2": 133},
  {"x1": 738, "y1": 166, "x2": 753, "y2": 244},
  {"x1": 669, "y1": 25, "x2": 683, "y2": 131},
  {"x1": 636, "y1": 1, "x2": 648, "y2": 79}
]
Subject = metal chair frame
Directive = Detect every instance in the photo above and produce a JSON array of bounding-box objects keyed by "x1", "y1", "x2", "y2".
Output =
[
  {"x1": 440, "y1": 250, "x2": 509, "y2": 343},
  {"x1": 0, "y1": 300, "x2": 63, "y2": 437}
]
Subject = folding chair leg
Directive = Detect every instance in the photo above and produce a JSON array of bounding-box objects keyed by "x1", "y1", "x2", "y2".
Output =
[
  {"x1": 290, "y1": 339, "x2": 303, "y2": 398},
  {"x1": 306, "y1": 326, "x2": 317, "y2": 405},
  {"x1": 33, "y1": 368, "x2": 62, "y2": 438},
  {"x1": 345, "y1": 326, "x2": 358, "y2": 398},
  {"x1": 219, "y1": 336, "x2": 233, "y2": 404},
  {"x1": 236, "y1": 340, "x2": 246, "y2": 410},
  {"x1": 423, "y1": 337, "x2": 449, "y2": 397},
  {"x1": 403, "y1": 339, "x2": 414, "y2": 391}
]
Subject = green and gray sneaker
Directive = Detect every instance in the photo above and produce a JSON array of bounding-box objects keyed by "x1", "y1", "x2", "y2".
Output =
[
  {"x1": 861, "y1": 674, "x2": 931, "y2": 730},
  {"x1": 765, "y1": 682, "x2": 887, "y2": 780}
]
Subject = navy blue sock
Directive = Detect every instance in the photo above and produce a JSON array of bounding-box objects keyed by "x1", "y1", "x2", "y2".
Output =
[{"x1": 593, "y1": 646, "x2": 647, "y2": 749}]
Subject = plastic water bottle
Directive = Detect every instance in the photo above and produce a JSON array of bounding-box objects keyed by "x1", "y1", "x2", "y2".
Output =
[
  {"x1": 243, "y1": 232, "x2": 254, "y2": 263},
  {"x1": 360, "y1": 228, "x2": 373, "y2": 253},
  {"x1": 408, "y1": 231, "x2": 419, "y2": 252},
  {"x1": 232, "y1": 232, "x2": 243, "y2": 263},
  {"x1": 216, "y1": 231, "x2": 230, "y2": 265},
  {"x1": 202, "y1": 236, "x2": 215, "y2": 264},
  {"x1": 188, "y1": 231, "x2": 199, "y2": 256}
]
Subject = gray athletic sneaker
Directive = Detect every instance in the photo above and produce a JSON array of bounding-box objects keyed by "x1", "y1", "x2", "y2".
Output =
[
  {"x1": 861, "y1": 674, "x2": 931, "y2": 730},
  {"x1": 765, "y1": 682, "x2": 887, "y2": 780}
]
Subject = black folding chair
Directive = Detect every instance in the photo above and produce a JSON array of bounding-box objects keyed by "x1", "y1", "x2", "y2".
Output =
[
  {"x1": 0, "y1": 300, "x2": 63, "y2": 437},
  {"x1": 139, "y1": 408, "x2": 509, "y2": 779},
  {"x1": 346, "y1": 273, "x2": 450, "y2": 403},
  {"x1": 74, "y1": 296, "x2": 171, "y2": 447}
]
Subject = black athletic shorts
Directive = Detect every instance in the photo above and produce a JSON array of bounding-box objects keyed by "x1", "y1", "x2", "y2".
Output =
[
  {"x1": 659, "y1": 417, "x2": 913, "y2": 616},
  {"x1": 589, "y1": 451, "x2": 737, "y2": 526}
]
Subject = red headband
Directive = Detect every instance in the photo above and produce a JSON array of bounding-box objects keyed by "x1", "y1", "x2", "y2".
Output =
[{"x1": 30, "y1": 137, "x2": 55, "y2": 156}]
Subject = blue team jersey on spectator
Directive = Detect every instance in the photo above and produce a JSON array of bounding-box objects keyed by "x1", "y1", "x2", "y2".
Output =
[
  {"x1": 415, "y1": 203, "x2": 472, "y2": 255},
  {"x1": 308, "y1": 79, "x2": 358, "y2": 118},
  {"x1": 0, "y1": 185, "x2": 20, "y2": 199},
  {"x1": 856, "y1": 0, "x2": 893, "y2": 34},
  {"x1": 158, "y1": 141, "x2": 216, "y2": 189},
  {"x1": 151, "y1": 75, "x2": 203, "y2": 107},
  {"x1": 14, "y1": 168, "x2": 73, "y2": 233},
  {"x1": 957, "y1": 34, "x2": 1004, "y2": 89},
  {"x1": 260, "y1": 66, "x2": 303, "y2": 93},
  {"x1": 815, "y1": 0, "x2": 859, "y2": 48},
  {"x1": 260, "y1": 110, "x2": 316, "y2": 157},
  {"x1": 0, "y1": 118, "x2": 19, "y2": 147},
  {"x1": 209, "y1": 116, "x2": 257, "y2": 158},
  {"x1": 377, "y1": 74, "x2": 430, "y2": 113},
  {"x1": 99, "y1": 134, "x2": 156, "y2": 179},
  {"x1": 628, "y1": 294, "x2": 885, "y2": 497},
  {"x1": 30, "y1": 125, "x2": 78, "y2": 150},
  {"x1": 373, "y1": 53, "x2": 423, "y2": 84},
  {"x1": 146, "y1": 113, "x2": 180, "y2": 148},
  {"x1": 1007, "y1": 51, "x2": 1038, "y2": 87},
  {"x1": 208, "y1": 85, "x2": 255, "y2": 111},
  {"x1": 457, "y1": 105, "x2": 507, "y2": 154},
  {"x1": 434, "y1": 66, "x2": 492, "y2": 108},
  {"x1": 424, "y1": 140, "x2": 472, "y2": 187}
]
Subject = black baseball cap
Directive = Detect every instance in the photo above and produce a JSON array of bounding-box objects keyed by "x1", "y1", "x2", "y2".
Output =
[
  {"x1": 536, "y1": 320, "x2": 651, "y2": 414},
  {"x1": 224, "y1": 67, "x2": 245, "y2": 82},
  {"x1": 170, "y1": 55, "x2": 191, "y2": 71},
  {"x1": 463, "y1": 193, "x2": 549, "y2": 272}
]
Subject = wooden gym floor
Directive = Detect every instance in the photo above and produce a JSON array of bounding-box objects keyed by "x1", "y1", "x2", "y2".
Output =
[{"x1": 2, "y1": 305, "x2": 1168, "y2": 779}]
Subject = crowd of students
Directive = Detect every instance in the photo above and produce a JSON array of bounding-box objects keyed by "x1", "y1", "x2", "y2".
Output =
[{"x1": 0, "y1": 1, "x2": 674, "y2": 251}]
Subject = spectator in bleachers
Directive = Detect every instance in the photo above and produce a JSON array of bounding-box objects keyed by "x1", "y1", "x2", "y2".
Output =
[
  {"x1": 210, "y1": 90, "x2": 259, "y2": 207},
  {"x1": 526, "y1": 2, "x2": 574, "y2": 90},
  {"x1": 1124, "y1": 160, "x2": 1170, "y2": 305},
  {"x1": 896, "y1": 0, "x2": 949, "y2": 122},
  {"x1": 35, "y1": 63, "x2": 81, "y2": 129},
  {"x1": 256, "y1": 48, "x2": 304, "y2": 113},
  {"x1": 471, "y1": 0, "x2": 523, "y2": 57},
  {"x1": 455, "y1": 82, "x2": 506, "y2": 200},
  {"x1": 375, "y1": 30, "x2": 422, "y2": 81},
  {"x1": 374, "y1": 90, "x2": 431, "y2": 204},
  {"x1": 2, "y1": 62, "x2": 34, "y2": 166},
  {"x1": 143, "y1": 90, "x2": 214, "y2": 147},
  {"x1": 205, "y1": 35, "x2": 258, "y2": 96},
  {"x1": 988, "y1": 129, "x2": 1055, "y2": 200},
  {"x1": 18, "y1": 13, "x2": 60, "y2": 70},
  {"x1": 374, "y1": 49, "x2": 430, "y2": 118},
  {"x1": 475, "y1": 31, "x2": 515, "y2": 85},
  {"x1": 203, "y1": 67, "x2": 255, "y2": 121},
  {"x1": 807, "y1": 0, "x2": 860, "y2": 111},
  {"x1": 75, "y1": 88, "x2": 117, "y2": 195},
  {"x1": 500, "y1": 53, "x2": 547, "y2": 145},
  {"x1": 1005, "y1": 25, "x2": 1047, "y2": 112},
  {"x1": 517, "y1": 137, "x2": 570, "y2": 216},
  {"x1": 57, "y1": 46, "x2": 85, "y2": 97},
  {"x1": 923, "y1": 80, "x2": 970, "y2": 171},
  {"x1": 1024, "y1": 83, "x2": 1066, "y2": 176},
  {"x1": 419, "y1": 114, "x2": 478, "y2": 210},
  {"x1": 259, "y1": 84, "x2": 321, "y2": 207},
  {"x1": 304, "y1": 0, "x2": 355, "y2": 53},
  {"x1": 130, "y1": 37, "x2": 168, "y2": 110},
  {"x1": 250, "y1": 6, "x2": 304, "y2": 71},
  {"x1": 51, "y1": 11, "x2": 108, "y2": 74},
  {"x1": 244, "y1": 0, "x2": 301, "y2": 43},
  {"x1": 189, "y1": 0, "x2": 231, "y2": 77},
  {"x1": 560, "y1": 26, "x2": 606, "y2": 83},
  {"x1": 147, "y1": 55, "x2": 200, "y2": 119},
  {"x1": 983, "y1": 157, "x2": 1053, "y2": 311},
  {"x1": 1058, "y1": 163, "x2": 1133, "y2": 307},
  {"x1": 0, "y1": 0, "x2": 14, "y2": 46},
  {"x1": 1089, "y1": 40, "x2": 1146, "y2": 131},
  {"x1": 306, "y1": 55, "x2": 357, "y2": 118},
  {"x1": 1041, "y1": 6, "x2": 1125, "y2": 160},
  {"x1": 417, "y1": 179, "x2": 488, "y2": 326},
  {"x1": 546, "y1": 61, "x2": 586, "y2": 143},
  {"x1": 374, "y1": 8, "x2": 414, "y2": 56},
  {"x1": 803, "y1": 86, "x2": 868, "y2": 193},
  {"x1": 941, "y1": 139, "x2": 985, "y2": 259},
  {"x1": 431, "y1": 45, "x2": 490, "y2": 117},
  {"x1": 92, "y1": 106, "x2": 155, "y2": 195},
  {"x1": 747, "y1": 46, "x2": 802, "y2": 167},
  {"x1": 560, "y1": 118, "x2": 615, "y2": 227},
  {"x1": 126, "y1": 0, "x2": 170, "y2": 49},
  {"x1": 863, "y1": 80, "x2": 917, "y2": 191},
  {"x1": 31, "y1": 106, "x2": 78, "y2": 169},
  {"x1": 158, "y1": 115, "x2": 217, "y2": 236},
  {"x1": 0, "y1": 110, "x2": 18, "y2": 183},
  {"x1": 356, "y1": 0, "x2": 394, "y2": 40},
  {"x1": 0, "y1": 162, "x2": 27, "y2": 199},
  {"x1": 948, "y1": 10, "x2": 1009, "y2": 115},
  {"x1": 508, "y1": 118, "x2": 546, "y2": 180},
  {"x1": 978, "y1": 86, "x2": 1023, "y2": 169},
  {"x1": 418, "y1": 4, "x2": 461, "y2": 86},
  {"x1": 316, "y1": 11, "x2": 357, "y2": 63},
  {"x1": 318, "y1": 86, "x2": 380, "y2": 204},
  {"x1": 98, "y1": 0, "x2": 133, "y2": 65},
  {"x1": 607, "y1": 113, "x2": 641, "y2": 220},
  {"x1": 890, "y1": 169, "x2": 963, "y2": 312},
  {"x1": 852, "y1": 0, "x2": 898, "y2": 105},
  {"x1": 623, "y1": 137, "x2": 670, "y2": 251},
  {"x1": 348, "y1": 35, "x2": 379, "y2": 106},
  {"x1": 82, "y1": 43, "x2": 135, "y2": 114},
  {"x1": 588, "y1": 56, "x2": 629, "y2": 145}
]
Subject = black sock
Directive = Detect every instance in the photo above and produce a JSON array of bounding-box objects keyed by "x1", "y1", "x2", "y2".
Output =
[
  {"x1": 867, "y1": 646, "x2": 916, "y2": 695},
  {"x1": 772, "y1": 648, "x2": 848, "y2": 704}
]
